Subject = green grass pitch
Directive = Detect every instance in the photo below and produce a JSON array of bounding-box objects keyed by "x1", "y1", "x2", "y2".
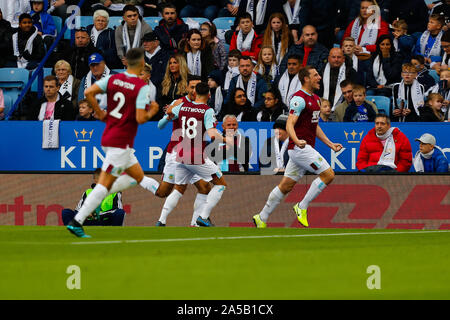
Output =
[{"x1": 0, "y1": 226, "x2": 449, "y2": 300}]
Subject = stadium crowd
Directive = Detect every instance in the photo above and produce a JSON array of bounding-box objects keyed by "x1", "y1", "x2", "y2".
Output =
[{"x1": 0, "y1": 0, "x2": 449, "y2": 173}]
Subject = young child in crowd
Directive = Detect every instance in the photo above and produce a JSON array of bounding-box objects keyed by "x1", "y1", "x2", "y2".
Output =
[{"x1": 344, "y1": 85, "x2": 377, "y2": 122}]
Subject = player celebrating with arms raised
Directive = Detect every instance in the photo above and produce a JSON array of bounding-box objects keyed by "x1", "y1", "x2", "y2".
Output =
[
  {"x1": 253, "y1": 66, "x2": 343, "y2": 228},
  {"x1": 67, "y1": 48, "x2": 159, "y2": 238}
]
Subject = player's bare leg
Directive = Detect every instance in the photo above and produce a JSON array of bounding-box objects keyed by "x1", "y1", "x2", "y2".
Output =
[
  {"x1": 155, "y1": 181, "x2": 175, "y2": 198},
  {"x1": 196, "y1": 175, "x2": 227, "y2": 227}
]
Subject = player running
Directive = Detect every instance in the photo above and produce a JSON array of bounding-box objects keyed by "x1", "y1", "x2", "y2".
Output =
[
  {"x1": 166, "y1": 82, "x2": 231, "y2": 227},
  {"x1": 155, "y1": 75, "x2": 212, "y2": 227},
  {"x1": 253, "y1": 66, "x2": 343, "y2": 228},
  {"x1": 67, "y1": 48, "x2": 160, "y2": 238}
]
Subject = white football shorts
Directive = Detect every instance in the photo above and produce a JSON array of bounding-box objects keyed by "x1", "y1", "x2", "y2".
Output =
[
  {"x1": 175, "y1": 157, "x2": 222, "y2": 185},
  {"x1": 101, "y1": 146, "x2": 139, "y2": 177},
  {"x1": 284, "y1": 145, "x2": 330, "y2": 182},
  {"x1": 163, "y1": 151, "x2": 211, "y2": 184}
]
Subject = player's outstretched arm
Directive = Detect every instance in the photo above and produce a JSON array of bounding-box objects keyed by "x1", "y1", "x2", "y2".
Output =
[
  {"x1": 85, "y1": 84, "x2": 106, "y2": 122},
  {"x1": 136, "y1": 101, "x2": 159, "y2": 124},
  {"x1": 207, "y1": 128, "x2": 231, "y2": 145},
  {"x1": 316, "y1": 125, "x2": 343, "y2": 152}
]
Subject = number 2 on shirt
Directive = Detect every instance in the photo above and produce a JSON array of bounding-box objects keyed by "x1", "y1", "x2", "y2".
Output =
[{"x1": 110, "y1": 92, "x2": 125, "y2": 119}]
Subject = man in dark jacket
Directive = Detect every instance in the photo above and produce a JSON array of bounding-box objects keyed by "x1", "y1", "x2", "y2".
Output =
[
  {"x1": 279, "y1": 25, "x2": 329, "y2": 76},
  {"x1": 0, "y1": 8, "x2": 12, "y2": 68},
  {"x1": 143, "y1": 31, "x2": 170, "y2": 86},
  {"x1": 153, "y1": 3, "x2": 189, "y2": 54},
  {"x1": 26, "y1": 75, "x2": 75, "y2": 120}
]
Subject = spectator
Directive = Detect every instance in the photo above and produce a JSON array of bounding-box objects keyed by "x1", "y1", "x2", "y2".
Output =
[
  {"x1": 78, "y1": 53, "x2": 114, "y2": 111},
  {"x1": 6, "y1": 13, "x2": 45, "y2": 70},
  {"x1": 275, "y1": 54, "x2": 302, "y2": 107},
  {"x1": 180, "y1": 28, "x2": 214, "y2": 81},
  {"x1": 343, "y1": 84, "x2": 377, "y2": 122},
  {"x1": 0, "y1": 88, "x2": 4, "y2": 120},
  {"x1": 426, "y1": 69, "x2": 450, "y2": 118},
  {"x1": 319, "y1": 98, "x2": 332, "y2": 122},
  {"x1": 297, "y1": 0, "x2": 339, "y2": 49},
  {"x1": 217, "y1": 0, "x2": 239, "y2": 18},
  {"x1": 61, "y1": 168, "x2": 126, "y2": 226},
  {"x1": 233, "y1": 0, "x2": 284, "y2": 35},
  {"x1": 75, "y1": 98, "x2": 96, "y2": 121},
  {"x1": 391, "y1": 19, "x2": 415, "y2": 63},
  {"x1": 115, "y1": 5, "x2": 152, "y2": 67},
  {"x1": 200, "y1": 21, "x2": 227, "y2": 70},
  {"x1": 436, "y1": 29, "x2": 450, "y2": 71},
  {"x1": 366, "y1": 34, "x2": 403, "y2": 97},
  {"x1": 341, "y1": 36, "x2": 359, "y2": 72},
  {"x1": 207, "y1": 69, "x2": 225, "y2": 116},
  {"x1": 219, "y1": 87, "x2": 257, "y2": 121},
  {"x1": 333, "y1": 79, "x2": 378, "y2": 121},
  {"x1": 259, "y1": 113, "x2": 289, "y2": 173},
  {"x1": 141, "y1": 0, "x2": 160, "y2": 17},
  {"x1": 0, "y1": 0, "x2": 30, "y2": 28},
  {"x1": 156, "y1": 53, "x2": 189, "y2": 119},
  {"x1": 179, "y1": 0, "x2": 219, "y2": 22},
  {"x1": 256, "y1": 87, "x2": 286, "y2": 122},
  {"x1": 153, "y1": 3, "x2": 189, "y2": 54},
  {"x1": 210, "y1": 114, "x2": 253, "y2": 172},
  {"x1": 30, "y1": 0, "x2": 56, "y2": 51},
  {"x1": 282, "y1": 0, "x2": 302, "y2": 43},
  {"x1": 254, "y1": 45, "x2": 279, "y2": 88},
  {"x1": 392, "y1": 63, "x2": 425, "y2": 122},
  {"x1": 419, "y1": 92, "x2": 446, "y2": 122},
  {"x1": 139, "y1": 63, "x2": 158, "y2": 110},
  {"x1": 414, "y1": 14, "x2": 445, "y2": 69},
  {"x1": 54, "y1": 59, "x2": 81, "y2": 111},
  {"x1": 262, "y1": 13, "x2": 293, "y2": 66},
  {"x1": 142, "y1": 31, "x2": 169, "y2": 86},
  {"x1": 389, "y1": 0, "x2": 429, "y2": 35},
  {"x1": 222, "y1": 49, "x2": 241, "y2": 91},
  {"x1": 338, "y1": 0, "x2": 391, "y2": 34},
  {"x1": 46, "y1": 0, "x2": 70, "y2": 21},
  {"x1": 86, "y1": 9, "x2": 122, "y2": 69},
  {"x1": 0, "y1": 8, "x2": 13, "y2": 68},
  {"x1": 356, "y1": 113, "x2": 412, "y2": 172},
  {"x1": 342, "y1": 0, "x2": 389, "y2": 69},
  {"x1": 413, "y1": 133, "x2": 449, "y2": 173},
  {"x1": 320, "y1": 47, "x2": 358, "y2": 110},
  {"x1": 225, "y1": 55, "x2": 268, "y2": 109},
  {"x1": 62, "y1": 28, "x2": 102, "y2": 80},
  {"x1": 429, "y1": 1, "x2": 450, "y2": 32},
  {"x1": 411, "y1": 55, "x2": 437, "y2": 92},
  {"x1": 92, "y1": 0, "x2": 144, "y2": 17},
  {"x1": 279, "y1": 25, "x2": 329, "y2": 76},
  {"x1": 229, "y1": 12, "x2": 263, "y2": 61},
  {"x1": 27, "y1": 75, "x2": 75, "y2": 120}
]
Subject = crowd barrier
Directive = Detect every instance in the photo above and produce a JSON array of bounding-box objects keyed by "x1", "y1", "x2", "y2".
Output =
[{"x1": 0, "y1": 173, "x2": 448, "y2": 229}]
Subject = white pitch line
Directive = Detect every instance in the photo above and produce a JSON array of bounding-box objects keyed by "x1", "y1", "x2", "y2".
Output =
[{"x1": 69, "y1": 230, "x2": 450, "y2": 245}]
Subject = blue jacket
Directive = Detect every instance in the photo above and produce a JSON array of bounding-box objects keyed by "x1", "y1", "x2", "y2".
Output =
[
  {"x1": 413, "y1": 148, "x2": 449, "y2": 173},
  {"x1": 144, "y1": 47, "x2": 170, "y2": 86},
  {"x1": 86, "y1": 24, "x2": 122, "y2": 69},
  {"x1": 30, "y1": 10, "x2": 56, "y2": 37},
  {"x1": 413, "y1": 33, "x2": 443, "y2": 64},
  {"x1": 224, "y1": 73, "x2": 268, "y2": 109}
]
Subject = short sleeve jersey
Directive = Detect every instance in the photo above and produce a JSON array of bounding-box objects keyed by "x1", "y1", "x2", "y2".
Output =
[
  {"x1": 96, "y1": 72, "x2": 150, "y2": 148},
  {"x1": 171, "y1": 101, "x2": 216, "y2": 164},
  {"x1": 167, "y1": 95, "x2": 191, "y2": 154},
  {"x1": 288, "y1": 89, "x2": 321, "y2": 149}
]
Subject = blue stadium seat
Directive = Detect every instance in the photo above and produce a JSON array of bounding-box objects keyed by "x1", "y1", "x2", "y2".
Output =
[
  {"x1": 429, "y1": 69, "x2": 440, "y2": 84},
  {"x1": 80, "y1": 16, "x2": 94, "y2": 28},
  {"x1": 144, "y1": 17, "x2": 162, "y2": 29},
  {"x1": 0, "y1": 68, "x2": 29, "y2": 90},
  {"x1": 366, "y1": 95, "x2": 391, "y2": 116},
  {"x1": 2, "y1": 93, "x2": 12, "y2": 118},
  {"x1": 109, "y1": 16, "x2": 124, "y2": 28},
  {"x1": 53, "y1": 16, "x2": 62, "y2": 35},
  {"x1": 183, "y1": 17, "x2": 210, "y2": 30},
  {"x1": 30, "y1": 68, "x2": 53, "y2": 92},
  {"x1": 213, "y1": 17, "x2": 235, "y2": 42},
  {"x1": 223, "y1": 43, "x2": 230, "y2": 54}
]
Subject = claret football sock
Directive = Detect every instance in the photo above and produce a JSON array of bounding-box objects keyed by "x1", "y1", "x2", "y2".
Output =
[
  {"x1": 74, "y1": 184, "x2": 108, "y2": 225},
  {"x1": 259, "y1": 186, "x2": 285, "y2": 222},
  {"x1": 298, "y1": 177, "x2": 327, "y2": 210}
]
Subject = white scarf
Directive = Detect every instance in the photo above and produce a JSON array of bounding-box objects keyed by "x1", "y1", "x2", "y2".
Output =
[
  {"x1": 278, "y1": 70, "x2": 302, "y2": 106},
  {"x1": 398, "y1": 79, "x2": 424, "y2": 117},
  {"x1": 59, "y1": 75, "x2": 74, "y2": 99},
  {"x1": 38, "y1": 94, "x2": 60, "y2": 121},
  {"x1": 373, "y1": 55, "x2": 387, "y2": 86},
  {"x1": 376, "y1": 127, "x2": 397, "y2": 169},
  {"x1": 236, "y1": 29, "x2": 255, "y2": 52},
  {"x1": 85, "y1": 66, "x2": 110, "y2": 110},
  {"x1": 351, "y1": 54, "x2": 358, "y2": 71},
  {"x1": 42, "y1": 119, "x2": 60, "y2": 149},
  {"x1": 145, "y1": 46, "x2": 161, "y2": 61},
  {"x1": 351, "y1": 17, "x2": 379, "y2": 47},
  {"x1": 90, "y1": 27, "x2": 105, "y2": 47},
  {"x1": 187, "y1": 50, "x2": 202, "y2": 76},
  {"x1": 443, "y1": 52, "x2": 450, "y2": 65},
  {"x1": 413, "y1": 149, "x2": 434, "y2": 172},
  {"x1": 419, "y1": 30, "x2": 443, "y2": 58},
  {"x1": 224, "y1": 66, "x2": 240, "y2": 90},
  {"x1": 274, "y1": 135, "x2": 288, "y2": 169},
  {"x1": 283, "y1": 0, "x2": 301, "y2": 25},
  {"x1": 257, "y1": 63, "x2": 278, "y2": 79},
  {"x1": 322, "y1": 62, "x2": 346, "y2": 110},
  {"x1": 244, "y1": 0, "x2": 268, "y2": 26},
  {"x1": 213, "y1": 86, "x2": 223, "y2": 115},
  {"x1": 122, "y1": 19, "x2": 142, "y2": 53},
  {"x1": 271, "y1": 32, "x2": 287, "y2": 64},
  {"x1": 12, "y1": 28, "x2": 38, "y2": 68},
  {"x1": 236, "y1": 72, "x2": 258, "y2": 106}
]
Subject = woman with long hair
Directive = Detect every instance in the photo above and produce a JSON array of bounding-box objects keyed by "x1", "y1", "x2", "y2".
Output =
[
  {"x1": 200, "y1": 21, "x2": 227, "y2": 70},
  {"x1": 256, "y1": 87, "x2": 286, "y2": 122},
  {"x1": 262, "y1": 13, "x2": 293, "y2": 65},
  {"x1": 180, "y1": 28, "x2": 214, "y2": 81},
  {"x1": 254, "y1": 45, "x2": 279, "y2": 88},
  {"x1": 157, "y1": 53, "x2": 189, "y2": 120},
  {"x1": 366, "y1": 34, "x2": 402, "y2": 97},
  {"x1": 219, "y1": 87, "x2": 257, "y2": 121}
]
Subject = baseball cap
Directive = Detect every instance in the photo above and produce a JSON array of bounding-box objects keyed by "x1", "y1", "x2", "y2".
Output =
[
  {"x1": 273, "y1": 114, "x2": 288, "y2": 130},
  {"x1": 142, "y1": 32, "x2": 160, "y2": 42},
  {"x1": 415, "y1": 133, "x2": 436, "y2": 145},
  {"x1": 89, "y1": 53, "x2": 104, "y2": 65}
]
